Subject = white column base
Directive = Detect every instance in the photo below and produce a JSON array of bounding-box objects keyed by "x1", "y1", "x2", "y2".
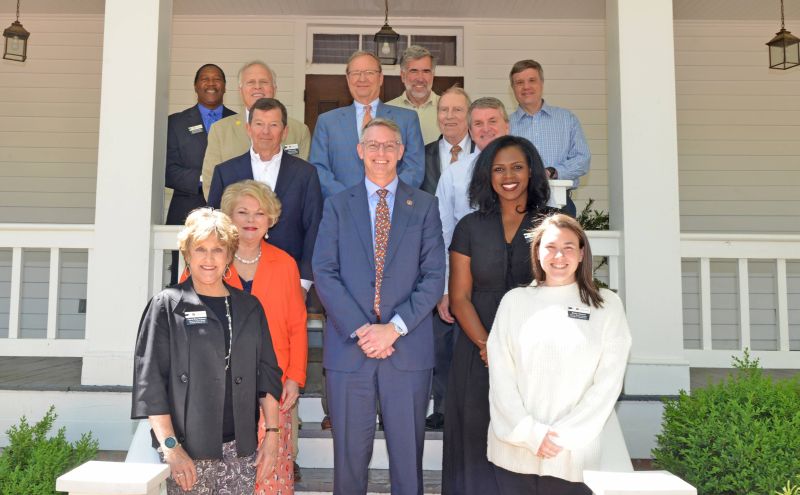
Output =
[{"x1": 624, "y1": 361, "x2": 690, "y2": 396}]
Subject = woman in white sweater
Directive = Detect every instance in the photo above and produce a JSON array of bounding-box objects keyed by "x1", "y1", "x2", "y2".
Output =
[{"x1": 486, "y1": 214, "x2": 632, "y2": 495}]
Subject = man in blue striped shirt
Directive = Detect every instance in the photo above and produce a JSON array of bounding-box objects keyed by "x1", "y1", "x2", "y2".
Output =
[{"x1": 508, "y1": 59, "x2": 590, "y2": 216}]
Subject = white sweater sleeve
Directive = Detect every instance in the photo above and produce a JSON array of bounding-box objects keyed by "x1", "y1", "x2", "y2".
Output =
[
  {"x1": 551, "y1": 291, "x2": 632, "y2": 450},
  {"x1": 488, "y1": 291, "x2": 551, "y2": 453}
]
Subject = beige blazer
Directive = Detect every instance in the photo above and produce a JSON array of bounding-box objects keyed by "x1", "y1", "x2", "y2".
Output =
[{"x1": 201, "y1": 113, "x2": 311, "y2": 198}]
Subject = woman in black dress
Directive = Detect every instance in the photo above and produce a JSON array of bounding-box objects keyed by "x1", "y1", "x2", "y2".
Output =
[{"x1": 443, "y1": 135, "x2": 554, "y2": 495}]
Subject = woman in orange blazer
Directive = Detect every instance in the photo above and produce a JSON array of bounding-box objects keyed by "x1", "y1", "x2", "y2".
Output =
[{"x1": 182, "y1": 180, "x2": 307, "y2": 494}]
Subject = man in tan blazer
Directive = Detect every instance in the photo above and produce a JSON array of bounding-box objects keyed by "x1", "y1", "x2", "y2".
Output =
[{"x1": 201, "y1": 60, "x2": 311, "y2": 199}]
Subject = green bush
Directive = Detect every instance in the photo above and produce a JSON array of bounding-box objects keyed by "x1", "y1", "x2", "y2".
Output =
[
  {"x1": 0, "y1": 405, "x2": 98, "y2": 495},
  {"x1": 652, "y1": 351, "x2": 800, "y2": 495}
]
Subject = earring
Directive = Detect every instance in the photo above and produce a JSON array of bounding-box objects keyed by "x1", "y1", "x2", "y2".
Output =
[{"x1": 224, "y1": 264, "x2": 232, "y2": 279}]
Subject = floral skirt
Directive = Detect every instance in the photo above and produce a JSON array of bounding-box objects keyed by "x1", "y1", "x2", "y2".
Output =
[{"x1": 254, "y1": 407, "x2": 294, "y2": 495}]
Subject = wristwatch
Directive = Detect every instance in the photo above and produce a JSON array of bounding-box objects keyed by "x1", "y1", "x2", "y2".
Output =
[{"x1": 158, "y1": 435, "x2": 180, "y2": 453}]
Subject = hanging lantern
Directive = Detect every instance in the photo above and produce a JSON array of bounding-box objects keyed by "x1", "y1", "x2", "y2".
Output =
[
  {"x1": 3, "y1": 0, "x2": 30, "y2": 62},
  {"x1": 767, "y1": 0, "x2": 800, "y2": 70},
  {"x1": 374, "y1": 0, "x2": 400, "y2": 65}
]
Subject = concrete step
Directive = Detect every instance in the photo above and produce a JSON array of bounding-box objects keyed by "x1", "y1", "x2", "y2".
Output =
[
  {"x1": 295, "y1": 468, "x2": 441, "y2": 494},
  {"x1": 297, "y1": 422, "x2": 443, "y2": 470}
]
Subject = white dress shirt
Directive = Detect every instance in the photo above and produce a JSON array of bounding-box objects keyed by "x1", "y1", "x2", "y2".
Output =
[
  {"x1": 250, "y1": 147, "x2": 282, "y2": 191},
  {"x1": 438, "y1": 134, "x2": 472, "y2": 174}
]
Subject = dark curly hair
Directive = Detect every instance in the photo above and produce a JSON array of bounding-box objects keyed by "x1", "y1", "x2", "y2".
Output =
[{"x1": 468, "y1": 135, "x2": 550, "y2": 214}]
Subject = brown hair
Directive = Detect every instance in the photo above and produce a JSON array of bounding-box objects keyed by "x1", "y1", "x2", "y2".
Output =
[
  {"x1": 528, "y1": 213, "x2": 604, "y2": 308},
  {"x1": 509, "y1": 59, "x2": 544, "y2": 83}
]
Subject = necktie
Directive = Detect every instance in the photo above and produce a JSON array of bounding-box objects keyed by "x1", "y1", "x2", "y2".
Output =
[
  {"x1": 449, "y1": 144, "x2": 462, "y2": 164},
  {"x1": 373, "y1": 189, "x2": 390, "y2": 321},
  {"x1": 362, "y1": 105, "x2": 372, "y2": 135}
]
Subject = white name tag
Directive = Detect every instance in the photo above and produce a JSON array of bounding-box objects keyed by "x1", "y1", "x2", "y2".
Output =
[
  {"x1": 284, "y1": 143, "x2": 300, "y2": 155},
  {"x1": 185, "y1": 310, "x2": 207, "y2": 325},
  {"x1": 567, "y1": 306, "x2": 590, "y2": 320},
  {"x1": 188, "y1": 124, "x2": 204, "y2": 135}
]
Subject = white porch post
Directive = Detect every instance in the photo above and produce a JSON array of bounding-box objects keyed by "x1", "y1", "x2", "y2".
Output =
[
  {"x1": 82, "y1": 0, "x2": 173, "y2": 385},
  {"x1": 606, "y1": 0, "x2": 690, "y2": 395}
]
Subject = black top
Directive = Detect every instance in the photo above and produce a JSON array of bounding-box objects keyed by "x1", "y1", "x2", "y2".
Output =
[
  {"x1": 239, "y1": 275, "x2": 254, "y2": 294},
  {"x1": 198, "y1": 294, "x2": 236, "y2": 442}
]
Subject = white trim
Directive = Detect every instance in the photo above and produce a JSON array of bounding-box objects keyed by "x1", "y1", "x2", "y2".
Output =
[
  {"x1": 699, "y1": 257, "x2": 712, "y2": 350},
  {"x1": 685, "y1": 349, "x2": 799, "y2": 369},
  {"x1": 8, "y1": 247, "x2": 22, "y2": 339},
  {"x1": 2, "y1": 339, "x2": 88, "y2": 357},
  {"x1": 776, "y1": 259, "x2": 790, "y2": 352},
  {"x1": 737, "y1": 258, "x2": 751, "y2": 350},
  {"x1": 46, "y1": 248, "x2": 60, "y2": 340}
]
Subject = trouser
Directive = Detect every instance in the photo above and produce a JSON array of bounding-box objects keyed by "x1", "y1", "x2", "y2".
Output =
[
  {"x1": 431, "y1": 313, "x2": 457, "y2": 415},
  {"x1": 327, "y1": 361, "x2": 432, "y2": 495}
]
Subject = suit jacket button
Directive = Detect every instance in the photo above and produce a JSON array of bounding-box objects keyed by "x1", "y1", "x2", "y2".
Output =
[
  {"x1": 180, "y1": 373, "x2": 188, "y2": 383},
  {"x1": 234, "y1": 376, "x2": 243, "y2": 384}
]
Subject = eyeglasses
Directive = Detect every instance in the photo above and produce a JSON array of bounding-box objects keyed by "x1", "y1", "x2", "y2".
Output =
[
  {"x1": 406, "y1": 69, "x2": 433, "y2": 76},
  {"x1": 347, "y1": 69, "x2": 381, "y2": 80},
  {"x1": 361, "y1": 140, "x2": 401, "y2": 153},
  {"x1": 242, "y1": 79, "x2": 274, "y2": 89}
]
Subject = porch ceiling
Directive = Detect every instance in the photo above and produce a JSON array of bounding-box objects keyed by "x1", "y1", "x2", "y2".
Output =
[{"x1": 11, "y1": 0, "x2": 800, "y2": 21}]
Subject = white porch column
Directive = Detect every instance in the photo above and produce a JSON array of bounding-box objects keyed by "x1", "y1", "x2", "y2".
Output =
[
  {"x1": 606, "y1": 0, "x2": 690, "y2": 395},
  {"x1": 82, "y1": 0, "x2": 173, "y2": 385}
]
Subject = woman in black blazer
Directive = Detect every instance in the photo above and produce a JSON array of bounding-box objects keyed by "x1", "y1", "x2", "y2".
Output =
[{"x1": 132, "y1": 208, "x2": 283, "y2": 494}]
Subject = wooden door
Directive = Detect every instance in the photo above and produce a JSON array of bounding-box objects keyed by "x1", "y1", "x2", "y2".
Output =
[{"x1": 304, "y1": 74, "x2": 464, "y2": 134}]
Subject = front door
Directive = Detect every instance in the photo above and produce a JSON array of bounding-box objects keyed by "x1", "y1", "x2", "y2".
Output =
[{"x1": 304, "y1": 74, "x2": 464, "y2": 134}]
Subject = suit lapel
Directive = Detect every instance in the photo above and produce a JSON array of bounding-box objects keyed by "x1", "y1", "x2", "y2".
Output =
[
  {"x1": 384, "y1": 181, "x2": 413, "y2": 268},
  {"x1": 234, "y1": 154, "x2": 255, "y2": 182},
  {"x1": 429, "y1": 140, "x2": 442, "y2": 185},
  {"x1": 347, "y1": 186, "x2": 376, "y2": 271},
  {"x1": 342, "y1": 104, "x2": 360, "y2": 145}
]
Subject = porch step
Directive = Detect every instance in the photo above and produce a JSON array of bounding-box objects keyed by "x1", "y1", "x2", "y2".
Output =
[
  {"x1": 297, "y1": 422, "x2": 443, "y2": 470},
  {"x1": 296, "y1": 468, "x2": 441, "y2": 494}
]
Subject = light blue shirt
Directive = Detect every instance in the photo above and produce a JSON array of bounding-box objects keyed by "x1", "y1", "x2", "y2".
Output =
[
  {"x1": 197, "y1": 104, "x2": 223, "y2": 133},
  {"x1": 509, "y1": 101, "x2": 590, "y2": 188},
  {"x1": 355, "y1": 99, "x2": 380, "y2": 139},
  {"x1": 353, "y1": 176, "x2": 408, "y2": 336},
  {"x1": 434, "y1": 151, "x2": 480, "y2": 295}
]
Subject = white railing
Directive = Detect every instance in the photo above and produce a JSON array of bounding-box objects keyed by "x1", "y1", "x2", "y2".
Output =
[
  {"x1": 0, "y1": 224, "x2": 93, "y2": 357},
  {"x1": 681, "y1": 233, "x2": 800, "y2": 369},
  {"x1": 1, "y1": 225, "x2": 797, "y2": 370}
]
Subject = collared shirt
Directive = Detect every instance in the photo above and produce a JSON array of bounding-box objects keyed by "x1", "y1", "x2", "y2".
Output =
[
  {"x1": 249, "y1": 147, "x2": 282, "y2": 191},
  {"x1": 387, "y1": 92, "x2": 440, "y2": 145},
  {"x1": 249, "y1": 147, "x2": 313, "y2": 292},
  {"x1": 198, "y1": 104, "x2": 223, "y2": 133},
  {"x1": 435, "y1": 151, "x2": 480, "y2": 295},
  {"x1": 354, "y1": 99, "x2": 380, "y2": 139},
  {"x1": 359, "y1": 176, "x2": 408, "y2": 335},
  {"x1": 437, "y1": 134, "x2": 472, "y2": 175},
  {"x1": 509, "y1": 101, "x2": 591, "y2": 188}
]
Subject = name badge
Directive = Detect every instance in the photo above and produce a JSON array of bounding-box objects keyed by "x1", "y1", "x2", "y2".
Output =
[
  {"x1": 567, "y1": 306, "x2": 590, "y2": 320},
  {"x1": 284, "y1": 143, "x2": 299, "y2": 155},
  {"x1": 185, "y1": 310, "x2": 207, "y2": 325},
  {"x1": 188, "y1": 124, "x2": 204, "y2": 135}
]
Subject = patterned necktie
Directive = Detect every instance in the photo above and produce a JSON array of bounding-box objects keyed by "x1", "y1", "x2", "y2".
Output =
[
  {"x1": 449, "y1": 144, "x2": 462, "y2": 164},
  {"x1": 373, "y1": 189, "x2": 390, "y2": 321},
  {"x1": 361, "y1": 105, "x2": 372, "y2": 135}
]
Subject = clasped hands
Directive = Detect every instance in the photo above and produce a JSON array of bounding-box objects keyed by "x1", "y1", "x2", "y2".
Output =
[
  {"x1": 536, "y1": 430, "x2": 563, "y2": 459},
  {"x1": 355, "y1": 323, "x2": 399, "y2": 359}
]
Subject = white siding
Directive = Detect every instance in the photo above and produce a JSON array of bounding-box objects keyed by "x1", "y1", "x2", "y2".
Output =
[
  {"x1": 674, "y1": 21, "x2": 800, "y2": 233},
  {"x1": 0, "y1": 15, "x2": 102, "y2": 224},
  {"x1": 1, "y1": 14, "x2": 798, "y2": 233}
]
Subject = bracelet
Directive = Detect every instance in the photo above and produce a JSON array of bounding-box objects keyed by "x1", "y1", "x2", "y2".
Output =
[{"x1": 264, "y1": 427, "x2": 280, "y2": 433}]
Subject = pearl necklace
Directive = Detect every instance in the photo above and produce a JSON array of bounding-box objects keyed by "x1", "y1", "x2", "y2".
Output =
[
  {"x1": 224, "y1": 296, "x2": 233, "y2": 370},
  {"x1": 234, "y1": 246, "x2": 262, "y2": 265}
]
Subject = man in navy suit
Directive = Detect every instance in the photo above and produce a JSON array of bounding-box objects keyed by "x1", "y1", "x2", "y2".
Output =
[
  {"x1": 309, "y1": 51, "x2": 425, "y2": 198},
  {"x1": 313, "y1": 118, "x2": 445, "y2": 495},
  {"x1": 165, "y1": 63, "x2": 234, "y2": 284},
  {"x1": 207, "y1": 97, "x2": 322, "y2": 292}
]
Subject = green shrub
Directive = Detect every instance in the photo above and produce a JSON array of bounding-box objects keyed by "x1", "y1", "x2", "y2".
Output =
[
  {"x1": 0, "y1": 405, "x2": 98, "y2": 495},
  {"x1": 776, "y1": 477, "x2": 800, "y2": 495},
  {"x1": 652, "y1": 351, "x2": 800, "y2": 495}
]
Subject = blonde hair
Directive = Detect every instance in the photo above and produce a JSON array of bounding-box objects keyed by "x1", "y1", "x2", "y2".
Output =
[
  {"x1": 220, "y1": 180, "x2": 282, "y2": 228},
  {"x1": 177, "y1": 208, "x2": 239, "y2": 263}
]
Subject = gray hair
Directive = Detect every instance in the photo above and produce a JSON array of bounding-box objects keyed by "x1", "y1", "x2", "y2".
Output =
[
  {"x1": 438, "y1": 85, "x2": 471, "y2": 109},
  {"x1": 468, "y1": 97, "x2": 508, "y2": 127},
  {"x1": 238, "y1": 60, "x2": 278, "y2": 89},
  {"x1": 346, "y1": 51, "x2": 382, "y2": 73},
  {"x1": 400, "y1": 45, "x2": 436, "y2": 71},
  {"x1": 362, "y1": 118, "x2": 403, "y2": 144}
]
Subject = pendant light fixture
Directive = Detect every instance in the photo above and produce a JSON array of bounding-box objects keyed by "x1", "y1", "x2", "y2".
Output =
[
  {"x1": 374, "y1": 0, "x2": 400, "y2": 65},
  {"x1": 3, "y1": 0, "x2": 30, "y2": 62},
  {"x1": 767, "y1": 0, "x2": 800, "y2": 70}
]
